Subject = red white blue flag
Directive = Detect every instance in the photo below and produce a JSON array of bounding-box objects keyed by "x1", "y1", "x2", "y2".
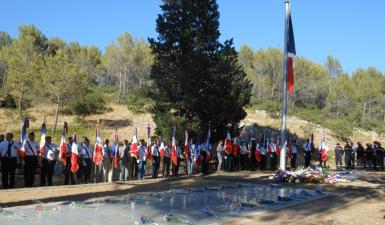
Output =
[{"x1": 287, "y1": 11, "x2": 296, "y2": 94}]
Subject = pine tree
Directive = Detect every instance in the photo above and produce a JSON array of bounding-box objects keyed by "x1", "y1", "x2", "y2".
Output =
[{"x1": 149, "y1": 0, "x2": 251, "y2": 140}]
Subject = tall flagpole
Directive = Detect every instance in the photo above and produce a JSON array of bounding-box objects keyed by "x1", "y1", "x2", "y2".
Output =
[{"x1": 280, "y1": 0, "x2": 290, "y2": 171}]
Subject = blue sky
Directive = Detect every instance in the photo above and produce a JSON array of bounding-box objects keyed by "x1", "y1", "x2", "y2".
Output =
[{"x1": 1, "y1": 0, "x2": 384, "y2": 73}]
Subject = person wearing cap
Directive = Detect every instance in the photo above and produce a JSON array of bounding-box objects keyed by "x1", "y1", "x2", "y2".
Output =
[
  {"x1": 365, "y1": 143, "x2": 374, "y2": 170},
  {"x1": 119, "y1": 139, "x2": 131, "y2": 181},
  {"x1": 102, "y1": 138, "x2": 113, "y2": 182},
  {"x1": 355, "y1": 142, "x2": 365, "y2": 169},
  {"x1": 344, "y1": 141, "x2": 354, "y2": 169},
  {"x1": 40, "y1": 136, "x2": 58, "y2": 186},
  {"x1": 335, "y1": 143, "x2": 344, "y2": 170},
  {"x1": 374, "y1": 141, "x2": 384, "y2": 171},
  {"x1": 0, "y1": 133, "x2": 20, "y2": 189},
  {"x1": 22, "y1": 132, "x2": 39, "y2": 187}
]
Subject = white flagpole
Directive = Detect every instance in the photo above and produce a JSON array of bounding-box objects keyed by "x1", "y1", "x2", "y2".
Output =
[{"x1": 280, "y1": 0, "x2": 290, "y2": 171}]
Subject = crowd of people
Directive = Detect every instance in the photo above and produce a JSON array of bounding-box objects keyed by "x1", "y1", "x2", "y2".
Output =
[{"x1": 0, "y1": 123, "x2": 384, "y2": 189}]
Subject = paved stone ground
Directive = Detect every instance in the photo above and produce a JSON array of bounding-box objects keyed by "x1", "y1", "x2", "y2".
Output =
[{"x1": 1, "y1": 171, "x2": 384, "y2": 225}]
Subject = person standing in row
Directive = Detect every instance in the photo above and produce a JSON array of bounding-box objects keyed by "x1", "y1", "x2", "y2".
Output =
[
  {"x1": 257, "y1": 141, "x2": 267, "y2": 170},
  {"x1": 163, "y1": 143, "x2": 171, "y2": 178},
  {"x1": 0, "y1": 133, "x2": 19, "y2": 189},
  {"x1": 119, "y1": 139, "x2": 131, "y2": 181},
  {"x1": 268, "y1": 138, "x2": 278, "y2": 170},
  {"x1": 137, "y1": 139, "x2": 147, "y2": 179},
  {"x1": 335, "y1": 143, "x2": 344, "y2": 169},
  {"x1": 355, "y1": 142, "x2": 365, "y2": 169},
  {"x1": 374, "y1": 142, "x2": 384, "y2": 170},
  {"x1": 240, "y1": 141, "x2": 249, "y2": 171},
  {"x1": 151, "y1": 139, "x2": 160, "y2": 178},
  {"x1": 303, "y1": 139, "x2": 312, "y2": 168},
  {"x1": 344, "y1": 141, "x2": 354, "y2": 169},
  {"x1": 216, "y1": 140, "x2": 224, "y2": 172},
  {"x1": 289, "y1": 139, "x2": 298, "y2": 170},
  {"x1": 172, "y1": 142, "x2": 181, "y2": 177},
  {"x1": 23, "y1": 132, "x2": 39, "y2": 187},
  {"x1": 80, "y1": 137, "x2": 93, "y2": 184},
  {"x1": 249, "y1": 138, "x2": 257, "y2": 171},
  {"x1": 41, "y1": 136, "x2": 58, "y2": 186},
  {"x1": 102, "y1": 139, "x2": 113, "y2": 182},
  {"x1": 64, "y1": 136, "x2": 75, "y2": 185}
]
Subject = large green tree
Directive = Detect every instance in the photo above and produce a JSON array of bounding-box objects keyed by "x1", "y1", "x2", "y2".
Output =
[{"x1": 149, "y1": 0, "x2": 251, "y2": 140}]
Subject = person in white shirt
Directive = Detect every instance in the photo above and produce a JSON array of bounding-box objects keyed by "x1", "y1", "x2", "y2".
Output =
[
  {"x1": 163, "y1": 143, "x2": 171, "y2": 178},
  {"x1": 0, "y1": 133, "x2": 20, "y2": 189},
  {"x1": 289, "y1": 139, "x2": 298, "y2": 169},
  {"x1": 240, "y1": 141, "x2": 249, "y2": 171},
  {"x1": 151, "y1": 139, "x2": 160, "y2": 178},
  {"x1": 80, "y1": 137, "x2": 93, "y2": 184},
  {"x1": 23, "y1": 132, "x2": 39, "y2": 187},
  {"x1": 303, "y1": 139, "x2": 313, "y2": 168},
  {"x1": 40, "y1": 136, "x2": 58, "y2": 186},
  {"x1": 216, "y1": 140, "x2": 224, "y2": 172},
  {"x1": 102, "y1": 139, "x2": 113, "y2": 182},
  {"x1": 137, "y1": 139, "x2": 147, "y2": 180}
]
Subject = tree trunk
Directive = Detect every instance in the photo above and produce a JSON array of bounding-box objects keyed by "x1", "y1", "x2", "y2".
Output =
[
  {"x1": 118, "y1": 71, "x2": 122, "y2": 103},
  {"x1": 362, "y1": 102, "x2": 366, "y2": 124},
  {"x1": 18, "y1": 86, "x2": 25, "y2": 122},
  {"x1": 53, "y1": 95, "x2": 60, "y2": 132}
]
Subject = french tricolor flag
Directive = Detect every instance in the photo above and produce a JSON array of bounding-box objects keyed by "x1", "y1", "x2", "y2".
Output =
[
  {"x1": 70, "y1": 133, "x2": 79, "y2": 173},
  {"x1": 287, "y1": 11, "x2": 296, "y2": 95},
  {"x1": 130, "y1": 127, "x2": 138, "y2": 158},
  {"x1": 93, "y1": 127, "x2": 104, "y2": 165},
  {"x1": 19, "y1": 118, "x2": 29, "y2": 158}
]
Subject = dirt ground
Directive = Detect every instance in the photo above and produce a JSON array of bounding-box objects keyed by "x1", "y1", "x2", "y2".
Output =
[{"x1": 0, "y1": 171, "x2": 384, "y2": 225}]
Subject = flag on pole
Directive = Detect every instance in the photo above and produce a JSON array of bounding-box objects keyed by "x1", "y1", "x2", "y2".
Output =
[
  {"x1": 112, "y1": 129, "x2": 120, "y2": 168},
  {"x1": 320, "y1": 136, "x2": 328, "y2": 162},
  {"x1": 204, "y1": 128, "x2": 211, "y2": 163},
  {"x1": 59, "y1": 122, "x2": 68, "y2": 165},
  {"x1": 70, "y1": 133, "x2": 79, "y2": 173},
  {"x1": 194, "y1": 139, "x2": 201, "y2": 167},
  {"x1": 146, "y1": 124, "x2": 152, "y2": 160},
  {"x1": 93, "y1": 127, "x2": 103, "y2": 165},
  {"x1": 130, "y1": 127, "x2": 138, "y2": 158},
  {"x1": 255, "y1": 143, "x2": 262, "y2": 162},
  {"x1": 224, "y1": 131, "x2": 232, "y2": 154},
  {"x1": 171, "y1": 126, "x2": 178, "y2": 166},
  {"x1": 287, "y1": 9, "x2": 296, "y2": 94},
  {"x1": 19, "y1": 118, "x2": 29, "y2": 158},
  {"x1": 39, "y1": 123, "x2": 46, "y2": 157},
  {"x1": 159, "y1": 140, "x2": 165, "y2": 158},
  {"x1": 184, "y1": 130, "x2": 189, "y2": 159}
]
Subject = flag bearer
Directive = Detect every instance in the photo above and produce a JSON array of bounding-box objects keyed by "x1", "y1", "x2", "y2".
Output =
[
  {"x1": 268, "y1": 138, "x2": 278, "y2": 170},
  {"x1": 137, "y1": 139, "x2": 147, "y2": 180},
  {"x1": 80, "y1": 137, "x2": 93, "y2": 184},
  {"x1": 240, "y1": 141, "x2": 249, "y2": 171},
  {"x1": 151, "y1": 139, "x2": 160, "y2": 178},
  {"x1": 64, "y1": 136, "x2": 75, "y2": 184},
  {"x1": 23, "y1": 132, "x2": 39, "y2": 187},
  {"x1": 163, "y1": 143, "x2": 171, "y2": 178},
  {"x1": 40, "y1": 136, "x2": 58, "y2": 186},
  {"x1": 290, "y1": 139, "x2": 298, "y2": 170},
  {"x1": 102, "y1": 139, "x2": 113, "y2": 182},
  {"x1": 0, "y1": 133, "x2": 19, "y2": 189}
]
